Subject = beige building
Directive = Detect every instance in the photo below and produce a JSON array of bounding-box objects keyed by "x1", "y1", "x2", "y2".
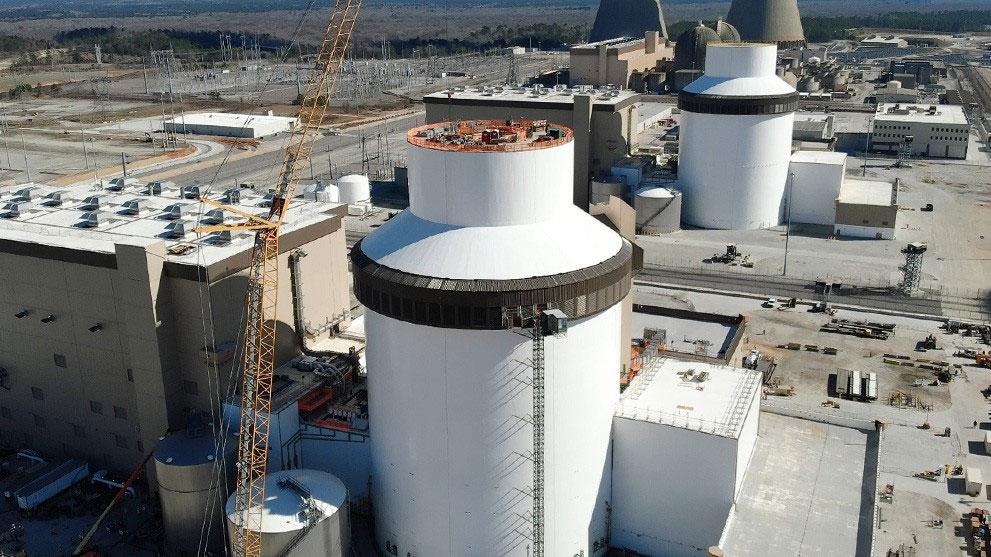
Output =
[
  {"x1": 423, "y1": 87, "x2": 640, "y2": 209},
  {"x1": 569, "y1": 32, "x2": 673, "y2": 89},
  {"x1": 0, "y1": 183, "x2": 350, "y2": 476},
  {"x1": 834, "y1": 179, "x2": 899, "y2": 240}
]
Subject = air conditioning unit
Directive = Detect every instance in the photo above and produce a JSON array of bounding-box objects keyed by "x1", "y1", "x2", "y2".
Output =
[
  {"x1": 120, "y1": 200, "x2": 143, "y2": 215},
  {"x1": 201, "y1": 208, "x2": 225, "y2": 225},
  {"x1": 80, "y1": 196, "x2": 102, "y2": 211},
  {"x1": 205, "y1": 230, "x2": 232, "y2": 246},
  {"x1": 161, "y1": 204, "x2": 189, "y2": 220},
  {"x1": 42, "y1": 192, "x2": 63, "y2": 207},
  {"x1": 163, "y1": 222, "x2": 186, "y2": 239},
  {"x1": 106, "y1": 178, "x2": 126, "y2": 192},
  {"x1": 181, "y1": 185, "x2": 201, "y2": 199},
  {"x1": 78, "y1": 211, "x2": 102, "y2": 228}
]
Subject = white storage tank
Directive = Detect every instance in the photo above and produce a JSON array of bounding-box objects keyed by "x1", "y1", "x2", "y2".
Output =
[
  {"x1": 225, "y1": 469, "x2": 349, "y2": 557},
  {"x1": 302, "y1": 182, "x2": 340, "y2": 203},
  {"x1": 353, "y1": 120, "x2": 631, "y2": 555},
  {"x1": 337, "y1": 174, "x2": 370, "y2": 204},
  {"x1": 678, "y1": 43, "x2": 798, "y2": 230},
  {"x1": 155, "y1": 431, "x2": 229, "y2": 556},
  {"x1": 636, "y1": 187, "x2": 682, "y2": 234},
  {"x1": 591, "y1": 178, "x2": 626, "y2": 204}
]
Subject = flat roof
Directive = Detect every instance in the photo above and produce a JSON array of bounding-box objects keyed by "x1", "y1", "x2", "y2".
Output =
[
  {"x1": 424, "y1": 85, "x2": 639, "y2": 109},
  {"x1": 875, "y1": 103, "x2": 968, "y2": 125},
  {"x1": 839, "y1": 179, "x2": 894, "y2": 206},
  {"x1": 167, "y1": 112, "x2": 297, "y2": 129},
  {"x1": 615, "y1": 358, "x2": 761, "y2": 439},
  {"x1": 571, "y1": 36, "x2": 643, "y2": 51},
  {"x1": 226, "y1": 469, "x2": 346, "y2": 533},
  {"x1": 791, "y1": 150, "x2": 848, "y2": 165},
  {"x1": 0, "y1": 182, "x2": 341, "y2": 267},
  {"x1": 407, "y1": 120, "x2": 572, "y2": 152}
]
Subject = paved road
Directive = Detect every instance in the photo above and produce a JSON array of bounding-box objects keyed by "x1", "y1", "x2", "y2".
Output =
[
  {"x1": 130, "y1": 112, "x2": 423, "y2": 187},
  {"x1": 638, "y1": 264, "x2": 989, "y2": 321}
]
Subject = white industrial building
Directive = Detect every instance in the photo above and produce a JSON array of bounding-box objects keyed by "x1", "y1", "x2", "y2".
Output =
[
  {"x1": 678, "y1": 43, "x2": 798, "y2": 230},
  {"x1": 611, "y1": 358, "x2": 762, "y2": 556},
  {"x1": 871, "y1": 103, "x2": 970, "y2": 159},
  {"x1": 352, "y1": 120, "x2": 635, "y2": 555},
  {"x1": 165, "y1": 112, "x2": 297, "y2": 138},
  {"x1": 788, "y1": 150, "x2": 848, "y2": 226}
]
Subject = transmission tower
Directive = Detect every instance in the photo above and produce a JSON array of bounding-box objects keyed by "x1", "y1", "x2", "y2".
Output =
[
  {"x1": 901, "y1": 242, "x2": 927, "y2": 294},
  {"x1": 92, "y1": 76, "x2": 112, "y2": 122},
  {"x1": 506, "y1": 51, "x2": 520, "y2": 86}
]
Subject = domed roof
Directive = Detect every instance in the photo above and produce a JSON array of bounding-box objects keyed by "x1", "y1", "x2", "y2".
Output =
[
  {"x1": 674, "y1": 22, "x2": 721, "y2": 71},
  {"x1": 716, "y1": 19, "x2": 741, "y2": 42}
]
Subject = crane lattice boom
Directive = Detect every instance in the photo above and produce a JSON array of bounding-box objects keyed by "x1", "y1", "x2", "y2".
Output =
[{"x1": 195, "y1": 1, "x2": 361, "y2": 555}]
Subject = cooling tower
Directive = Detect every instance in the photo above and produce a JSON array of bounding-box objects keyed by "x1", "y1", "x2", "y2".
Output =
[
  {"x1": 353, "y1": 120, "x2": 630, "y2": 555},
  {"x1": 677, "y1": 43, "x2": 798, "y2": 230},
  {"x1": 590, "y1": 0, "x2": 667, "y2": 42},
  {"x1": 725, "y1": 0, "x2": 805, "y2": 48}
]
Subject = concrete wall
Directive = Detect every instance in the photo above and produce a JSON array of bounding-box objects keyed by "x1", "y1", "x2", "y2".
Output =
[
  {"x1": 871, "y1": 120, "x2": 969, "y2": 159},
  {"x1": 835, "y1": 201, "x2": 898, "y2": 236},
  {"x1": 789, "y1": 155, "x2": 846, "y2": 226},
  {"x1": 570, "y1": 34, "x2": 673, "y2": 88},
  {"x1": 611, "y1": 418, "x2": 739, "y2": 556},
  {"x1": 0, "y1": 212, "x2": 349, "y2": 479},
  {"x1": 833, "y1": 223, "x2": 896, "y2": 240},
  {"x1": 299, "y1": 426, "x2": 371, "y2": 505}
]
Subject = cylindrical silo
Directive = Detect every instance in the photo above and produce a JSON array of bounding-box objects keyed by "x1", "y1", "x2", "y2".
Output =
[
  {"x1": 225, "y1": 469, "x2": 349, "y2": 557},
  {"x1": 678, "y1": 43, "x2": 798, "y2": 229},
  {"x1": 352, "y1": 120, "x2": 631, "y2": 555},
  {"x1": 155, "y1": 431, "x2": 230, "y2": 556},
  {"x1": 337, "y1": 174, "x2": 370, "y2": 203},
  {"x1": 591, "y1": 177, "x2": 626, "y2": 204},
  {"x1": 636, "y1": 187, "x2": 682, "y2": 234}
]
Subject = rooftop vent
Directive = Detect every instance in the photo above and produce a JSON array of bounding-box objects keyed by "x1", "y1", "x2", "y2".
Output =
[
  {"x1": 161, "y1": 203, "x2": 190, "y2": 220},
  {"x1": 12, "y1": 187, "x2": 33, "y2": 202},
  {"x1": 162, "y1": 222, "x2": 186, "y2": 239},
  {"x1": 0, "y1": 202, "x2": 24, "y2": 219},
  {"x1": 42, "y1": 192, "x2": 63, "y2": 207},
  {"x1": 205, "y1": 230, "x2": 232, "y2": 246},
  {"x1": 145, "y1": 182, "x2": 163, "y2": 196},
  {"x1": 223, "y1": 189, "x2": 241, "y2": 204},
  {"x1": 78, "y1": 211, "x2": 102, "y2": 228},
  {"x1": 120, "y1": 199, "x2": 143, "y2": 215},
  {"x1": 201, "y1": 208, "x2": 225, "y2": 225},
  {"x1": 106, "y1": 178, "x2": 126, "y2": 192},
  {"x1": 181, "y1": 185, "x2": 201, "y2": 199},
  {"x1": 80, "y1": 196, "x2": 102, "y2": 211}
]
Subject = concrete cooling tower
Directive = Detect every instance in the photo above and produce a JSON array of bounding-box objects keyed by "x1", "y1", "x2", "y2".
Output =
[
  {"x1": 352, "y1": 120, "x2": 632, "y2": 555},
  {"x1": 726, "y1": 0, "x2": 806, "y2": 48},
  {"x1": 677, "y1": 43, "x2": 798, "y2": 230},
  {"x1": 590, "y1": 0, "x2": 667, "y2": 42}
]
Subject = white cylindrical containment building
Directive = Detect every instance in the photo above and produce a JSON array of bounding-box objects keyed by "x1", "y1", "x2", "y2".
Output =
[
  {"x1": 225, "y1": 469, "x2": 349, "y2": 557},
  {"x1": 677, "y1": 43, "x2": 798, "y2": 230},
  {"x1": 352, "y1": 120, "x2": 633, "y2": 555}
]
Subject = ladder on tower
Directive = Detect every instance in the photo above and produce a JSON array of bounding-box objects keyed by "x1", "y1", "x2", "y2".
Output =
[{"x1": 531, "y1": 316, "x2": 546, "y2": 557}]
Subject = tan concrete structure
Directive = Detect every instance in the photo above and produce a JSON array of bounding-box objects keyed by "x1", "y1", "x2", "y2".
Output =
[
  {"x1": 570, "y1": 32, "x2": 673, "y2": 90},
  {"x1": 834, "y1": 179, "x2": 898, "y2": 240},
  {"x1": 424, "y1": 87, "x2": 640, "y2": 209},
  {"x1": 0, "y1": 183, "x2": 350, "y2": 477}
]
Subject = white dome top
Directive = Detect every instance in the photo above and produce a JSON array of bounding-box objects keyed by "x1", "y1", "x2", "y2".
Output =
[
  {"x1": 637, "y1": 187, "x2": 677, "y2": 199},
  {"x1": 360, "y1": 208, "x2": 622, "y2": 280},
  {"x1": 226, "y1": 469, "x2": 346, "y2": 534}
]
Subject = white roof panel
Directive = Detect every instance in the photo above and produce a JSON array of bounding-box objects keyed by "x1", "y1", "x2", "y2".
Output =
[
  {"x1": 616, "y1": 358, "x2": 761, "y2": 439},
  {"x1": 359, "y1": 207, "x2": 623, "y2": 280}
]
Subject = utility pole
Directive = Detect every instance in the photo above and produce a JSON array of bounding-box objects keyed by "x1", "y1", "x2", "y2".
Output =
[
  {"x1": 1, "y1": 106, "x2": 11, "y2": 170},
  {"x1": 121, "y1": 152, "x2": 128, "y2": 179},
  {"x1": 19, "y1": 132, "x2": 32, "y2": 183},
  {"x1": 82, "y1": 130, "x2": 90, "y2": 169},
  {"x1": 783, "y1": 171, "x2": 795, "y2": 277},
  {"x1": 863, "y1": 114, "x2": 874, "y2": 177}
]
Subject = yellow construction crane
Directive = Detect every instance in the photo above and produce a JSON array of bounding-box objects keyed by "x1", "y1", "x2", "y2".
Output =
[{"x1": 194, "y1": 1, "x2": 361, "y2": 554}]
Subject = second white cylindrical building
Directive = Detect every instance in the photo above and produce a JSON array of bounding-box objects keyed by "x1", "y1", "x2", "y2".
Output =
[
  {"x1": 678, "y1": 43, "x2": 798, "y2": 230},
  {"x1": 353, "y1": 120, "x2": 632, "y2": 555}
]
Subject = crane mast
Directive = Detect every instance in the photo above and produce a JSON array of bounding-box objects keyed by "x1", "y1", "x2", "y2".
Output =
[{"x1": 195, "y1": 1, "x2": 361, "y2": 555}]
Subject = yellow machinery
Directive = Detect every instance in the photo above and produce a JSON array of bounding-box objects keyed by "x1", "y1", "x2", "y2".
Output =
[{"x1": 194, "y1": 1, "x2": 361, "y2": 554}]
